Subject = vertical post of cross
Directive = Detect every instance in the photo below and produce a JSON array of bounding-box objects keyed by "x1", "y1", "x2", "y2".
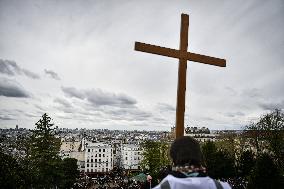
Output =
[{"x1": 175, "y1": 14, "x2": 189, "y2": 138}]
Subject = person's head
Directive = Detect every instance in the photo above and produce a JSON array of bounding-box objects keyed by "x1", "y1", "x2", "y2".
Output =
[{"x1": 170, "y1": 136, "x2": 203, "y2": 167}]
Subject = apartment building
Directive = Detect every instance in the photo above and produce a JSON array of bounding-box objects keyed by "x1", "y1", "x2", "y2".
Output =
[
  {"x1": 121, "y1": 143, "x2": 142, "y2": 170},
  {"x1": 85, "y1": 142, "x2": 113, "y2": 174}
]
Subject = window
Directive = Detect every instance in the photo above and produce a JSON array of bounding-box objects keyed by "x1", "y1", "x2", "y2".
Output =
[
  {"x1": 95, "y1": 159, "x2": 97, "y2": 162},
  {"x1": 88, "y1": 149, "x2": 90, "y2": 152},
  {"x1": 87, "y1": 159, "x2": 89, "y2": 162},
  {"x1": 87, "y1": 164, "x2": 89, "y2": 167},
  {"x1": 91, "y1": 159, "x2": 93, "y2": 162},
  {"x1": 102, "y1": 168, "x2": 104, "y2": 172},
  {"x1": 91, "y1": 169, "x2": 93, "y2": 172},
  {"x1": 99, "y1": 149, "x2": 101, "y2": 152},
  {"x1": 91, "y1": 164, "x2": 93, "y2": 167},
  {"x1": 99, "y1": 154, "x2": 101, "y2": 157},
  {"x1": 106, "y1": 163, "x2": 108, "y2": 167},
  {"x1": 103, "y1": 149, "x2": 105, "y2": 152},
  {"x1": 106, "y1": 168, "x2": 108, "y2": 172},
  {"x1": 95, "y1": 164, "x2": 97, "y2": 167},
  {"x1": 87, "y1": 169, "x2": 89, "y2": 172},
  {"x1": 103, "y1": 154, "x2": 105, "y2": 157},
  {"x1": 125, "y1": 157, "x2": 127, "y2": 160}
]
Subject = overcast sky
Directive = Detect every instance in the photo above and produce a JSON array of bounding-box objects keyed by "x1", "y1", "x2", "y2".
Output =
[{"x1": 0, "y1": 0, "x2": 283, "y2": 131}]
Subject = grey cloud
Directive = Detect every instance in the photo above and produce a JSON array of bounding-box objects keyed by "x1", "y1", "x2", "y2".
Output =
[
  {"x1": 0, "y1": 115, "x2": 15, "y2": 120},
  {"x1": 61, "y1": 87, "x2": 85, "y2": 99},
  {"x1": 0, "y1": 78, "x2": 30, "y2": 97},
  {"x1": 241, "y1": 88, "x2": 262, "y2": 98},
  {"x1": 60, "y1": 86, "x2": 150, "y2": 122},
  {"x1": 225, "y1": 86, "x2": 238, "y2": 96},
  {"x1": 62, "y1": 86, "x2": 137, "y2": 107},
  {"x1": 22, "y1": 70, "x2": 40, "y2": 79},
  {"x1": 225, "y1": 111, "x2": 245, "y2": 118},
  {"x1": 34, "y1": 104, "x2": 46, "y2": 111},
  {"x1": 86, "y1": 89, "x2": 137, "y2": 107},
  {"x1": 54, "y1": 97, "x2": 72, "y2": 108},
  {"x1": 0, "y1": 59, "x2": 40, "y2": 79},
  {"x1": 53, "y1": 97, "x2": 77, "y2": 114},
  {"x1": 259, "y1": 100, "x2": 284, "y2": 110},
  {"x1": 156, "y1": 103, "x2": 175, "y2": 112},
  {"x1": 24, "y1": 112, "x2": 39, "y2": 118},
  {"x1": 44, "y1": 69, "x2": 60, "y2": 80},
  {"x1": 201, "y1": 117, "x2": 214, "y2": 121},
  {"x1": 104, "y1": 108, "x2": 152, "y2": 121}
]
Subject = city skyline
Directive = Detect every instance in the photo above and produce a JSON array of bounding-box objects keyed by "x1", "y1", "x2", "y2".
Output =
[{"x1": 1, "y1": 0, "x2": 284, "y2": 130}]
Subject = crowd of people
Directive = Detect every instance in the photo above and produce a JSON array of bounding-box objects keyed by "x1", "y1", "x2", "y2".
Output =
[{"x1": 74, "y1": 169, "x2": 147, "y2": 189}]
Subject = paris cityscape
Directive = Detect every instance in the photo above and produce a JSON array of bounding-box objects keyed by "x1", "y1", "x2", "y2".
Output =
[
  {"x1": 1, "y1": 110, "x2": 283, "y2": 188},
  {"x1": 1, "y1": 0, "x2": 284, "y2": 188}
]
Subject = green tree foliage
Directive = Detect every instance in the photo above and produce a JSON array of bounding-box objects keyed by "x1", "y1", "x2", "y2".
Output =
[
  {"x1": 29, "y1": 113, "x2": 62, "y2": 188},
  {"x1": 140, "y1": 140, "x2": 171, "y2": 183},
  {"x1": 247, "y1": 153, "x2": 283, "y2": 189},
  {"x1": 245, "y1": 122, "x2": 262, "y2": 153},
  {"x1": 201, "y1": 141, "x2": 217, "y2": 166},
  {"x1": 0, "y1": 150, "x2": 26, "y2": 189},
  {"x1": 238, "y1": 150, "x2": 255, "y2": 177},
  {"x1": 58, "y1": 158, "x2": 80, "y2": 189},
  {"x1": 0, "y1": 114, "x2": 79, "y2": 188},
  {"x1": 257, "y1": 110, "x2": 284, "y2": 162},
  {"x1": 245, "y1": 109, "x2": 284, "y2": 172},
  {"x1": 202, "y1": 141, "x2": 235, "y2": 179},
  {"x1": 215, "y1": 132, "x2": 238, "y2": 160}
]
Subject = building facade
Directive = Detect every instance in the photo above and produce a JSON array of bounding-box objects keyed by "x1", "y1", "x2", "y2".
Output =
[
  {"x1": 85, "y1": 142, "x2": 114, "y2": 174},
  {"x1": 121, "y1": 143, "x2": 142, "y2": 170}
]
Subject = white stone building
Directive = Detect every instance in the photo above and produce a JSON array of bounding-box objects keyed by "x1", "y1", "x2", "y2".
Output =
[
  {"x1": 121, "y1": 143, "x2": 142, "y2": 170},
  {"x1": 85, "y1": 142, "x2": 114, "y2": 174}
]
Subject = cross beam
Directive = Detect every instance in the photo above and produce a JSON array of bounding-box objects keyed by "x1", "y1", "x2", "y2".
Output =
[
  {"x1": 135, "y1": 42, "x2": 226, "y2": 67},
  {"x1": 134, "y1": 14, "x2": 226, "y2": 138}
]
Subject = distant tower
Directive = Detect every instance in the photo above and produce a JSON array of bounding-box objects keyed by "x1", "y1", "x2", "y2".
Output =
[
  {"x1": 81, "y1": 137, "x2": 86, "y2": 151},
  {"x1": 15, "y1": 125, "x2": 19, "y2": 130},
  {"x1": 171, "y1": 126, "x2": 176, "y2": 139}
]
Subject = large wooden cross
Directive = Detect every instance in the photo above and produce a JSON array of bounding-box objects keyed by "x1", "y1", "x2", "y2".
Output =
[{"x1": 135, "y1": 14, "x2": 226, "y2": 138}]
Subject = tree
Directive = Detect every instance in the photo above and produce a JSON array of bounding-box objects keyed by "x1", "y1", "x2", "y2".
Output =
[
  {"x1": 0, "y1": 130, "x2": 33, "y2": 188},
  {"x1": 257, "y1": 109, "x2": 284, "y2": 164},
  {"x1": 0, "y1": 150, "x2": 26, "y2": 188},
  {"x1": 238, "y1": 150, "x2": 255, "y2": 177},
  {"x1": 201, "y1": 141, "x2": 218, "y2": 167},
  {"x1": 0, "y1": 114, "x2": 80, "y2": 188},
  {"x1": 202, "y1": 141, "x2": 235, "y2": 179},
  {"x1": 58, "y1": 158, "x2": 80, "y2": 189},
  {"x1": 247, "y1": 153, "x2": 283, "y2": 189},
  {"x1": 215, "y1": 132, "x2": 238, "y2": 160},
  {"x1": 29, "y1": 113, "x2": 62, "y2": 188},
  {"x1": 244, "y1": 109, "x2": 284, "y2": 172},
  {"x1": 140, "y1": 140, "x2": 171, "y2": 185}
]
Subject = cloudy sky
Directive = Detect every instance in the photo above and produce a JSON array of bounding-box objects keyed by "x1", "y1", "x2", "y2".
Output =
[{"x1": 0, "y1": 0, "x2": 283, "y2": 131}]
